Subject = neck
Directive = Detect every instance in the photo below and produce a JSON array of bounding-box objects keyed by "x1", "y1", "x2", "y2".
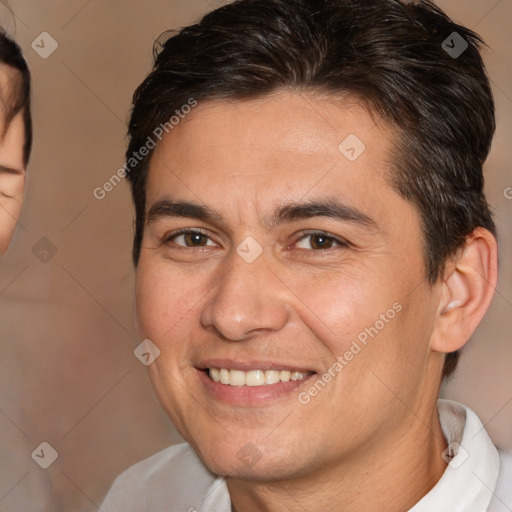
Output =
[{"x1": 227, "y1": 404, "x2": 448, "y2": 512}]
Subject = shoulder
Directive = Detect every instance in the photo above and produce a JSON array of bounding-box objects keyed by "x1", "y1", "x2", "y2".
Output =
[
  {"x1": 101, "y1": 442, "x2": 219, "y2": 512},
  {"x1": 489, "y1": 448, "x2": 512, "y2": 512}
]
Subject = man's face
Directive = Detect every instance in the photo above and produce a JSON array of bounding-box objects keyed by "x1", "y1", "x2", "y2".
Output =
[{"x1": 136, "y1": 91, "x2": 444, "y2": 480}]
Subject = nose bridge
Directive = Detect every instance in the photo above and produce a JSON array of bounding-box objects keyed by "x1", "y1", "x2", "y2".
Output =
[{"x1": 200, "y1": 247, "x2": 289, "y2": 341}]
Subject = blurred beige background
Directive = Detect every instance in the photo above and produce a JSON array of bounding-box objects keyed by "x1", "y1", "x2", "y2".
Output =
[{"x1": 0, "y1": 0, "x2": 510, "y2": 510}]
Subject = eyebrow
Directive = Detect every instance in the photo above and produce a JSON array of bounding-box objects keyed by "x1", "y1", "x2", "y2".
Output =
[
  {"x1": 147, "y1": 197, "x2": 379, "y2": 232},
  {"x1": 266, "y1": 199, "x2": 378, "y2": 231},
  {"x1": 0, "y1": 165, "x2": 23, "y2": 175}
]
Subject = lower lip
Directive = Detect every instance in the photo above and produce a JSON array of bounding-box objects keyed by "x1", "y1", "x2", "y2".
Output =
[{"x1": 196, "y1": 369, "x2": 315, "y2": 406}]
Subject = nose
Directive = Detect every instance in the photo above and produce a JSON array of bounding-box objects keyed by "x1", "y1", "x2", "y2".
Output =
[{"x1": 199, "y1": 248, "x2": 291, "y2": 341}]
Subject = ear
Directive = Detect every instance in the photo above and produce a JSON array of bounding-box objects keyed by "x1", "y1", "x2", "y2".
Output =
[{"x1": 430, "y1": 227, "x2": 498, "y2": 354}]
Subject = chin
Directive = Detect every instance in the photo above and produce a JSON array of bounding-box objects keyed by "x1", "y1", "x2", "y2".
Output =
[{"x1": 194, "y1": 436, "x2": 310, "y2": 482}]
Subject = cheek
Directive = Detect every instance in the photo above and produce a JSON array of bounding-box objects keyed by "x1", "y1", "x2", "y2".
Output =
[
  {"x1": 0, "y1": 174, "x2": 25, "y2": 198},
  {"x1": 339, "y1": 291, "x2": 435, "y2": 404},
  {"x1": 291, "y1": 271, "x2": 431, "y2": 391},
  {"x1": 0, "y1": 197, "x2": 23, "y2": 254},
  {"x1": 0, "y1": 175, "x2": 24, "y2": 222},
  {"x1": 287, "y1": 270, "x2": 396, "y2": 355},
  {"x1": 135, "y1": 257, "x2": 203, "y2": 344},
  {"x1": 0, "y1": 212, "x2": 16, "y2": 253}
]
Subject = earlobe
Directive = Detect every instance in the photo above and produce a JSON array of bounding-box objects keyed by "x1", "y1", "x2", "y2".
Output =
[{"x1": 431, "y1": 227, "x2": 498, "y2": 354}]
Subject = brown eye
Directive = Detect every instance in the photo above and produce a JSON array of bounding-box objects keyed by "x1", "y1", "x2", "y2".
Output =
[
  {"x1": 295, "y1": 232, "x2": 348, "y2": 250},
  {"x1": 166, "y1": 230, "x2": 216, "y2": 248}
]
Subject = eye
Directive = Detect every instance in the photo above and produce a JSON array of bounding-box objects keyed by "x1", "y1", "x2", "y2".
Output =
[
  {"x1": 164, "y1": 229, "x2": 217, "y2": 248},
  {"x1": 294, "y1": 231, "x2": 349, "y2": 251}
]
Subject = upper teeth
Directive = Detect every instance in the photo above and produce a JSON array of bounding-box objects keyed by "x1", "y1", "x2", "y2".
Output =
[{"x1": 208, "y1": 368, "x2": 309, "y2": 386}]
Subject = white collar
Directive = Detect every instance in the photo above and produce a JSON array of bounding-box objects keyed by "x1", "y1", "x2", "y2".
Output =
[
  {"x1": 409, "y1": 399, "x2": 500, "y2": 511},
  {"x1": 200, "y1": 399, "x2": 501, "y2": 512}
]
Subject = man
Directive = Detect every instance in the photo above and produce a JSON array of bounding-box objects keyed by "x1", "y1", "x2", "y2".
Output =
[
  {"x1": 0, "y1": 30, "x2": 31, "y2": 254},
  {"x1": 102, "y1": 0, "x2": 511, "y2": 510}
]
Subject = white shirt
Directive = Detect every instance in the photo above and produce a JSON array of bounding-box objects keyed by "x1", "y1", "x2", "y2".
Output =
[{"x1": 101, "y1": 399, "x2": 512, "y2": 511}]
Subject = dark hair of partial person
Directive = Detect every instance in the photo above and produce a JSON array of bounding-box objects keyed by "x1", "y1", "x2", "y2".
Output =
[
  {"x1": 0, "y1": 28, "x2": 32, "y2": 165},
  {"x1": 124, "y1": 0, "x2": 496, "y2": 379}
]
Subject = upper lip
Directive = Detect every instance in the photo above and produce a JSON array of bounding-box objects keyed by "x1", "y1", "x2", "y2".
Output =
[{"x1": 196, "y1": 358, "x2": 317, "y2": 373}]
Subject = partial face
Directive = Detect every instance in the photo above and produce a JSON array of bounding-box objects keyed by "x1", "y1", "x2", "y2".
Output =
[
  {"x1": 0, "y1": 108, "x2": 25, "y2": 255},
  {"x1": 136, "y1": 92, "x2": 444, "y2": 480},
  {"x1": 0, "y1": 60, "x2": 26, "y2": 255}
]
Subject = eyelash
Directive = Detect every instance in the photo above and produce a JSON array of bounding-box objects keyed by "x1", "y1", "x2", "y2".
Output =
[{"x1": 163, "y1": 228, "x2": 350, "y2": 252}]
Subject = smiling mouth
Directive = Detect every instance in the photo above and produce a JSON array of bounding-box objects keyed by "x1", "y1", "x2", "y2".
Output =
[{"x1": 207, "y1": 368, "x2": 314, "y2": 386}]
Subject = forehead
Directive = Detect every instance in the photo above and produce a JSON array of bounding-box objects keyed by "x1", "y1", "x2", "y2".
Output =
[
  {"x1": 153, "y1": 91, "x2": 388, "y2": 166},
  {"x1": 152, "y1": 92, "x2": 387, "y2": 173},
  {"x1": 146, "y1": 91, "x2": 413, "y2": 231}
]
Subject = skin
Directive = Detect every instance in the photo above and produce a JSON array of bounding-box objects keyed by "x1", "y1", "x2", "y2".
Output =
[
  {"x1": 0, "y1": 64, "x2": 26, "y2": 256},
  {"x1": 0, "y1": 110, "x2": 25, "y2": 255},
  {"x1": 135, "y1": 91, "x2": 497, "y2": 512}
]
